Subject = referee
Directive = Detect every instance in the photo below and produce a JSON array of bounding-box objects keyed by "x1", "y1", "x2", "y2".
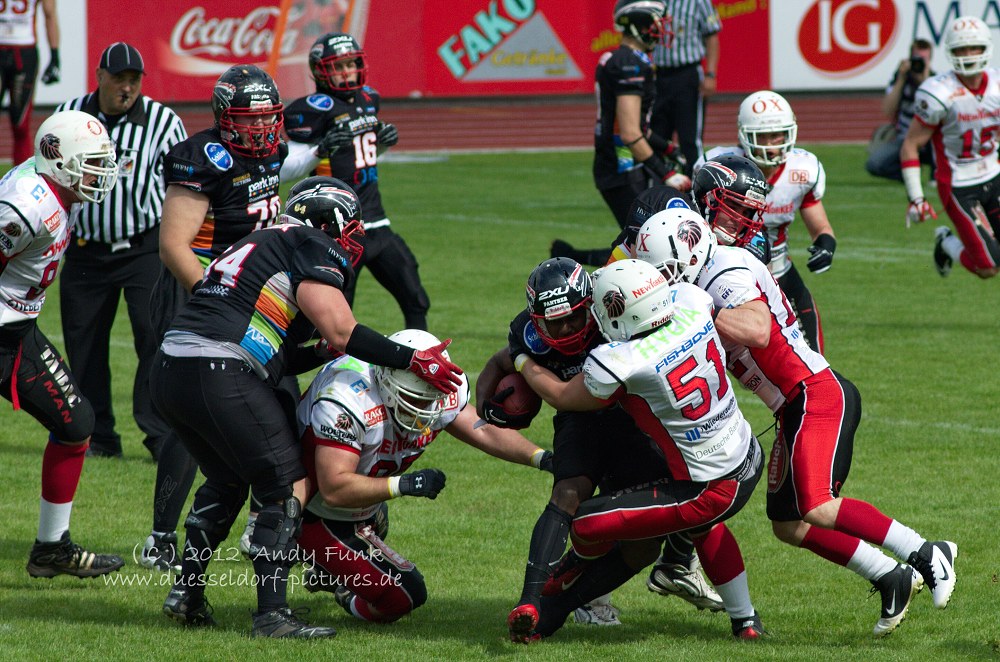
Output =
[
  {"x1": 651, "y1": 0, "x2": 722, "y2": 175},
  {"x1": 57, "y1": 42, "x2": 187, "y2": 459}
]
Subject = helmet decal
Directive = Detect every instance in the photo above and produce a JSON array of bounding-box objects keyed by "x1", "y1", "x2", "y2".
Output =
[
  {"x1": 603, "y1": 289, "x2": 627, "y2": 319},
  {"x1": 39, "y1": 134, "x2": 61, "y2": 161},
  {"x1": 676, "y1": 220, "x2": 703, "y2": 250}
]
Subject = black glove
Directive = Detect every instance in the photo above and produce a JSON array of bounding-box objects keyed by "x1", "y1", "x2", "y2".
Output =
[
  {"x1": 376, "y1": 122, "x2": 398, "y2": 147},
  {"x1": 317, "y1": 124, "x2": 353, "y2": 158},
  {"x1": 398, "y1": 468, "x2": 447, "y2": 499},
  {"x1": 41, "y1": 49, "x2": 60, "y2": 85},
  {"x1": 806, "y1": 234, "x2": 837, "y2": 273},
  {"x1": 536, "y1": 450, "x2": 554, "y2": 474},
  {"x1": 482, "y1": 387, "x2": 536, "y2": 430}
]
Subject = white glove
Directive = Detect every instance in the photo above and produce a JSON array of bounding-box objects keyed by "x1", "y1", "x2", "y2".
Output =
[
  {"x1": 664, "y1": 172, "x2": 692, "y2": 192},
  {"x1": 906, "y1": 198, "x2": 937, "y2": 228}
]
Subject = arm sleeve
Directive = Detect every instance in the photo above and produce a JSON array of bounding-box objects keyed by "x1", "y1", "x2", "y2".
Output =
[{"x1": 279, "y1": 140, "x2": 321, "y2": 180}]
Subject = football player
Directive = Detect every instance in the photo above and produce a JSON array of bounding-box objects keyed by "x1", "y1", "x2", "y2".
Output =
[
  {"x1": 516, "y1": 259, "x2": 766, "y2": 641},
  {"x1": 478, "y1": 257, "x2": 723, "y2": 644},
  {"x1": 283, "y1": 32, "x2": 431, "y2": 329},
  {"x1": 153, "y1": 177, "x2": 462, "y2": 638},
  {"x1": 694, "y1": 91, "x2": 835, "y2": 353},
  {"x1": 637, "y1": 207, "x2": 958, "y2": 637},
  {"x1": 2, "y1": 110, "x2": 124, "y2": 580},
  {"x1": 901, "y1": 16, "x2": 1000, "y2": 279},
  {"x1": 296, "y1": 329, "x2": 551, "y2": 623}
]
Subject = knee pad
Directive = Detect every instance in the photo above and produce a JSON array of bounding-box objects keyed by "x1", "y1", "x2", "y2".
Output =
[{"x1": 249, "y1": 497, "x2": 302, "y2": 564}]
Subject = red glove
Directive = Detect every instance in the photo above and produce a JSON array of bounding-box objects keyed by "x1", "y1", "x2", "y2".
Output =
[{"x1": 408, "y1": 339, "x2": 464, "y2": 394}]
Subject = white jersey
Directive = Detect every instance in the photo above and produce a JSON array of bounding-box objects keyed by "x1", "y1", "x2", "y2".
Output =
[
  {"x1": 913, "y1": 69, "x2": 1000, "y2": 187},
  {"x1": 583, "y1": 283, "x2": 753, "y2": 482},
  {"x1": 0, "y1": 0, "x2": 39, "y2": 46},
  {"x1": 300, "y1": 353, "x2": 468, "y2": 522},
  {"x1": 696, "y1": 246, "x2": 829, "y2": 408},
  {"x1": 0, "y1": 160, "x2": 74, "y2": 326},
  {"x1": 697, "y1": 145, "x2": 826, "y2": 277}
]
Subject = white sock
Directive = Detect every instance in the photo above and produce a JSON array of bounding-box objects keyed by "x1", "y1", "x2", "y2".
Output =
[
  {"x1": 845, "y1": 541, "x2": 898, "y2": 581},
  {"x1": 882, "y1": 520, "x2": 926, "y2": 560},
  {"x1": 715, "y1": 571, "x2": 754, "y2": 619},
  {"x1": 943, "y1": 234, "x2": 964, "y2": 261},
  {"x1": 37, "y1": 499, "x2": 72, "y2": 543}
]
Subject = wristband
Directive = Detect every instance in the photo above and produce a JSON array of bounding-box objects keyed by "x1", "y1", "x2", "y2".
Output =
[
  {"x1": 901, "y1": 162, "x2": 924, "y2": 203},
  {"x1": 513, "y1": 353, "x2": 529, "y2": 372},
  {"x1": 387, "y1": 476, "x2": 402, "y2": 499},
  {"x1": 530, "y1": 448, "x2": 546, "y2": 468},
  {"x1": 640, "y1": 153, "x2": 669, "y2": 181}
]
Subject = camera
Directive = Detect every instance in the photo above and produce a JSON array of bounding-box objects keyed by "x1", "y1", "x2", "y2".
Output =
[{"x1": 910, "y1": 55, "x2": 926, "y2": 74}]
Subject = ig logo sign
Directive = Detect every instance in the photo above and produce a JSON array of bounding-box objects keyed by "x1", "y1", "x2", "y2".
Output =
[{"x1": 798, "y1": 0, "x2": 898, "y2": 75}]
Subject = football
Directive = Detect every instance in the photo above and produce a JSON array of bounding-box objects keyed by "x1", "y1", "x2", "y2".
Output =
[{"x1": 496, "y1": 372, "x2": 543, "y2": 422}]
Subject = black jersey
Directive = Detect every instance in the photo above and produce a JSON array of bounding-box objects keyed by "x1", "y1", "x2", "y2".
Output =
[
  {"x1": 164, "y1": 127, "x2": 289, "y2": 265},
  {"x1": 283, "y1": 88, "x2": 388, "y2": 223},
  {"x1": 507, "y1": 310, "x2": 599, "y2": 383},
  {"x1": 169, "y1": 224, "x2": 354, "y2": 385},
  {"x1": 611, "y1": 185, "x2": 693, "y2": 254},
  {"x1": 593, "y1": 45, "x2": 656, "y2": 190}
]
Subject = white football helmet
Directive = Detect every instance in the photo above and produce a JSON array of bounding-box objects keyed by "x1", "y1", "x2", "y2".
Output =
[
  {"x1": 635, "y1": 208, "x2": 717, "y2": 285},
  {"x1": 371, "y1": 329, "x2": 448, "y2": 434},
  {"x1": 737, "y1": 90, "x2": 797, "y2": 168},
  {"x1": 944, "y1": 16, "x2": 993, "y2": 76},
  {"x1": 589, "y1": 259, "x2": 675, "y2": 342},
  {"x1": 34, "y1": 110, "x2": 117, "y2": 203}
]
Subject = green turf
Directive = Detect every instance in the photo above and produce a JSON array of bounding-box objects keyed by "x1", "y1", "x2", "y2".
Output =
[{"x1": 2, "y1": 146, "x2": 999, "y2": 660}]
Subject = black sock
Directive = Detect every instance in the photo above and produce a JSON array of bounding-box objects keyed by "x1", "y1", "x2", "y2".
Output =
[
  {"x1": 152, "y1": 433, "x2": 199, "y2": 533},
  {"x1": 659, "y1": 532, "x2": 695, "y2": 566},
  {"x1": 518, "y1": 503, "x2": 572, "y2": 606}
]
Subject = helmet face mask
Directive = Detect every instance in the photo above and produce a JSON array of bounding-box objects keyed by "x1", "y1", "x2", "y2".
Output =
[
  {"x1": 738, "y1": 90, "x2": 798, "y2": 167},
  {"x1": 281, "y1": 176, "x2": 365, "y2": 266},
  {"x1": 945, "y1": 16, "x2": 993, "y2": 76},
  {"x1": 590, "y1": 259, "x2": 674, "y2": 342},
  {"x1": 635, "y1": 208, "x2": 717, "y2": 285},
  {"x1": 613, "y1": 0, "x2": 671, "y2": 51},
  {"x1": 526, "y1": 257, "x2": 598, "y2": 355},
  {"x1": 310, "y1": 33, "x2": 367, "y2": 96},
  {"x1": 34, "y1": 110, "x2": 118, "y2": 203},
  {"x1": 692, "y1": 155, "x2": 769, "y2": 247},
  {"x1": 212, "y1": 65, "x2": 284, "y2": 159},
  {"x1": 371, "y1": 330, "x2": 448, "y2": 434}
]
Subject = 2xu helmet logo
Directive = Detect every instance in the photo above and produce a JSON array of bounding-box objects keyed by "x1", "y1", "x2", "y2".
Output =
[
  {"x1": 39, "y1": 134, "x2": 62, "y2": 160},
  {"x1": 603, "y1": 289, "x2": 627, "y2": 319}
]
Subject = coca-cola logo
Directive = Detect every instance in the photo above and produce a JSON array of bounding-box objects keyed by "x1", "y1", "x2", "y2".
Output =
[{"x1": 798, "y1": 0, "x2": 897, "y2": 76}]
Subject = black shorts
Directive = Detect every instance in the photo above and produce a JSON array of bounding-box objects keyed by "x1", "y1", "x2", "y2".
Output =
[
  {"x1": 0, "y1": 321, "x2": 93, "y2": 441},
  {"x1": 0, "y1": 45, "x2": 38, "y2": 124},
  {"x1": 149, "y1": 353, "x2": 305, "y2": 501},
  {"x1": 552, "y1": 406, "x2": 669, "y2": 491}
]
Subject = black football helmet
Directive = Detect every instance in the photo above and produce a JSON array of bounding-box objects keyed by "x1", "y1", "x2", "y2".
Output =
[
  {"x1": 525, "y1": 257, "x2": 598, "y2": 355},
  {"x1": 212, "y1": 65, "x2": 284, "y2": 158},
  {"x1": 691, "y1": 154, "x2": 769, "y2": 247},
  {"x1": 281, "y1": 176, "x2": 365, "y2": 265},
  {"x1": 614, "y1": 0, "x2": 671, "y2": 51},
  {"x1": 309, "y1": 33, "x2": 367, "y2": 97}
]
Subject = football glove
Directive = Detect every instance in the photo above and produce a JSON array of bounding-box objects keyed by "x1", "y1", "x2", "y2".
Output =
[
  {"x1": 531, "y1": 449, "x2": 554, "y2": 473},
  {"x1": 408, "y1": 339, "x2": 463, "y2": 394},
  {"x1": 662, "y1": 140, "x2": 688, "y2": 170},
  {"x1": 806, "y1": 234, "x2": 837, "y2": 273},
  {"x1": 376, "y1": 122, "x2": 398, "y2": 147},
  {"x1": 41, "y1": 49, "x2": 60, "y2": 85},
  {"x1": 906, "y1": 198, "x2": 937, "y2": 228},
  {"x1": 317, "y1": 124, "x2": 353, "y2": 158},
  {"x1": 664, "y1": 170, "x2": 692, "y2": 192},
  {"x1": 482, "y1": 387, "x2": 535, "y2": 430},
  {"x1": 398, "y1": 468, "x2": 447, "y2": 499}
]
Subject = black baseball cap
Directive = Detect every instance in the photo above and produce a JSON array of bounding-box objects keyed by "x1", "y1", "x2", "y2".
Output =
[{"x1": 99, "y1": 42, "x2": 145, "y2": 74}]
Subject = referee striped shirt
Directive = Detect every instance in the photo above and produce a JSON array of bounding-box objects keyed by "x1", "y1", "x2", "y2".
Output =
[
  {"x1": 654, "y1": 0, "x2": 722, "y2": 68},
  {"x1": 55, "y1": 94, "x2": 187, "y2": 243}
]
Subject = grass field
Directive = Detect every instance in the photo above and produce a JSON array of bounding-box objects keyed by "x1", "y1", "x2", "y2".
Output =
[{"x1": 1, "y1": 145, "x2": 999, "y2": 660}]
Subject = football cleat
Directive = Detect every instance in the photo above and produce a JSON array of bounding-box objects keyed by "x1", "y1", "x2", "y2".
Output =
[
  {"x1": 933, "y1": 226, "x2": 953, "y2": 277},
  {"x1": 572, "y1": 593, "x2": 621, "y2": 626},
  {"x1": 731, "y1": 612, "x2": 766, "y2": 640},
  {"x1": 27, "y1": 531, "x2": 125, "y2": 578},
  {"x1": 140, "y1": 532, "x2": 181, "y2": 575},
  {"x1": 541, "y1": 550, "x2": 589, "y2": 597},
  {"x1": 507, "y1": 603, "x2": 540, "y2": 643},
  {"x1": 870, "y1": 563, "x2": 923, "y2": 637},
  {"x1": 163, "y1": 587, "x2": 217, "y2": 627},
  {"x1": 908, "y1": 540, "x2": 958, "y2": 609},
  {"x1": 251, "y1": 607, "x2": 337, "y2": 639},
  {"x1": 647, "y1": 557, "x2": 725, "y2": 612},
  {"x1": 550, "y1": 239, "x2": 577, "y2": 260}
]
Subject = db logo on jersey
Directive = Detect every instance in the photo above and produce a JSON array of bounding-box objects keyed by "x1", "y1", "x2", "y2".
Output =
[{"x1": 798, "y1": 0, "x2": 897, "y2": 76}]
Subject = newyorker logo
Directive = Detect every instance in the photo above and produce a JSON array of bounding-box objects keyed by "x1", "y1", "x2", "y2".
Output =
[{"x1": 798, "y1": 0, "x2": 898, "y2": 76}]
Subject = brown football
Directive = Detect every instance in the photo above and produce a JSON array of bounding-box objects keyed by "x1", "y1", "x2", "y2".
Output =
[{"x1": 496, "y1": 372, "x2": 543, "y2": 422}]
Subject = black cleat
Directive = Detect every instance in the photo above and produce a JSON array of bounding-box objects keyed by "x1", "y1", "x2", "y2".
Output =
[
  {"x1": 550, "y1": 239, "x2": 576, "y2": 260},
  {"x1": 871, "y1": 563, "x2": 923, "y2": 637},
  {"x1": 731, "y1": 612, "x2": 766, "y2": 640},
  {"x1": 140, "y1": 532, "x2": 181, "y2": 575},
  {"x1": 251, "y1": 607, "x2": 337, "y2": 639},
  {"x1": 27, "y1": 531, "x2": 125, "y2": 578},
  {"x1": 163, "y1": 587, "x2": 217, "y2": 627},
  {"x1": 933, "y1": 227, "x2": 953, "y2": 277}
]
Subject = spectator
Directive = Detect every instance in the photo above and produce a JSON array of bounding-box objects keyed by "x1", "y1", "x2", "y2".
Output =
[
  {"x1": 0, "y1": 0, "x2": 60, "y2": 164},
  {"x1": 57, "y1": 42, "x2": 187, "y2": 460},
  {"x1": 651, "y1": 0, "x2": 721, "y2": 176},
  {"x1": 866, "y1": 39, "x2": 934, "y2": 181}
]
